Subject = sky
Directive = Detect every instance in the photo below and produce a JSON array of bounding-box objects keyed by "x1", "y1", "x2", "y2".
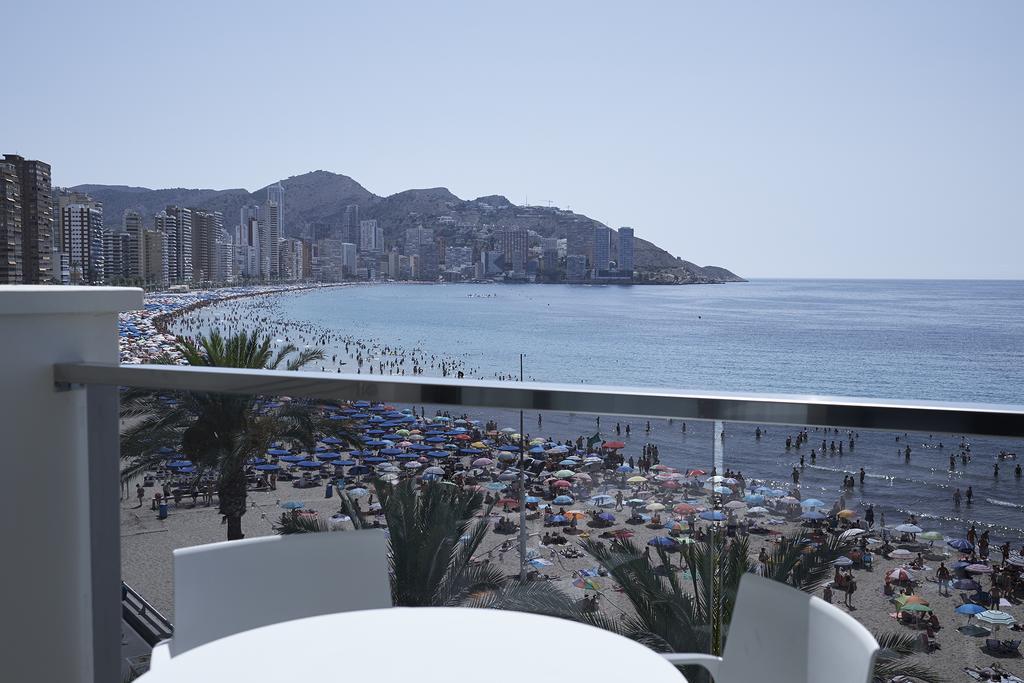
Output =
[{"x1": 4, "y1": 1, "x2": 1022, "y2": 279}]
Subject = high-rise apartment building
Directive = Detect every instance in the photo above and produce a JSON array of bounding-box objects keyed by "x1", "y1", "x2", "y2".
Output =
[
  {"x1": 61, "y1": 199, "x2": 104, "y2": 284},
  {"x1": 191, "y1": 209, "x2": 224, "y2": 282},
  {"x1": 445, "y1": 246, "x2": 473, "y2": 272},
  {"x1": 0, "y1": 159, "x2": 21, "y2": 283},
  {"x1": 404, "y1": 227, "x2": 434, "y2": 256},
  {"x1": 498, "y1": 227, "x2": 529, "y2": 273},
  {"x1": 161, "y1": 206, "x2": 193, "y2": 283},
  {"x1": 103, "y1": 229, "x2": 130, "y2": 283},
  {"x1": 592, "y1": 226, "x2": 612, "y2": 273},
  {"x1": 618, "y1": 227, "x2": 635, "y2": 275},
  {"x1": 262, "y1": 189, "x2": 282, "y2": 278},
  {"x1": 123, "y1": 210, "x2": 144, "y2": 280},
  {"x1": 0, "y1": 155, "x2": 53, "y2": 283},
  {"x1": 142, "y1": 228, "x2": 168, "y2": 286},
  {"x1": 342, "y1": 204, "x2": 359, "y2": 243},
  {"x1": 359, "y1": 219, "x2": 383, "y2": 253},
  {"x1": 237, "y1": 205, "x2": 261, "y2": 279},
  {"x1": 279, "y1": 237, "x2": 303, "y2": 281}
]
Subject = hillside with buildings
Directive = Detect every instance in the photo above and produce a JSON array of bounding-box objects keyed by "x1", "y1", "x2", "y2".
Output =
[{"x1": 2, "y1": 156, "x2": 742, "y2": 286}]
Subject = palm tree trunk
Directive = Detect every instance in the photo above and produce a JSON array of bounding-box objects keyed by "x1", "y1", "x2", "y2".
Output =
[{"x1": 218, "y1": 474, "x2": 248, "y2": 541}]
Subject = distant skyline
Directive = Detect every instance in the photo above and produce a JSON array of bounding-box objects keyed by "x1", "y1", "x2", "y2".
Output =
[{"x1": 5, "y1": 1, "x2": 1022, "y2": 279}]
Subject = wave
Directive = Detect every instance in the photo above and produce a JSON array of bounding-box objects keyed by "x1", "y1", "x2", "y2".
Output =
[{"x1": 986, "y1": 498, "x2": 1024, "y2": 510}]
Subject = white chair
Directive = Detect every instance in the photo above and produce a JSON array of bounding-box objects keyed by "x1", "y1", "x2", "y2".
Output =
[
  {"x1": 151, "y1": 529, "x2": 391, "y2": 664},
  {"x1": 663, "y1": 574, "x2": 879, "y2": 683}
]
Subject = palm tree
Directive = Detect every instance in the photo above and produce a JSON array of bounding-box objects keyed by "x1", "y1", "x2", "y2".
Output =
[
  {"x1": 581, "y1": 530, "x2": 944, "y2": 682},
  {"x1": 277, "y1": 479, "x2": 590, "y2": 614},
  {"x1": 120, "y1": 330, "x2": 350, "y2": 540}
]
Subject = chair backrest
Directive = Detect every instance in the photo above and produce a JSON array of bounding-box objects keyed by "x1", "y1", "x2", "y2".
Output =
[
  {"x1": 171, "y1": 529, "x2": 391, "y2": 656},
  {"x1": 720, "y1": 574, "x2": 879, "y2": 683}
]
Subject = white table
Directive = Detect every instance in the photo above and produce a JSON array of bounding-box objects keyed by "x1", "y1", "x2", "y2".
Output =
[{"x1": 140, "y1": 607, "x2": 686, "y2": 682}]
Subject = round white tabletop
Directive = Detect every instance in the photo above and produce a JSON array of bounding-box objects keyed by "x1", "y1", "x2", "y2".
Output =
[{"x1": 140, "y1": 607, "x2": 685, "y2": 682}]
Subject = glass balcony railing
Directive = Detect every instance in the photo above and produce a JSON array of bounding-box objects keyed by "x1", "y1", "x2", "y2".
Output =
[{"x1": 50, "y1": 362, "x2": 1024, "y2": 682}]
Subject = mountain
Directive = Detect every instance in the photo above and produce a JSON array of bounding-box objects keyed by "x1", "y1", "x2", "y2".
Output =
[{"x1": 70, "y1": 171, "x2": 743, "y2": 282}]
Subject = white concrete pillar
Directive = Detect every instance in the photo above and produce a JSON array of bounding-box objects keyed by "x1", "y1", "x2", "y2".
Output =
[{"x1": 0, "y1": 286, "x2": 142, "y2": 683}]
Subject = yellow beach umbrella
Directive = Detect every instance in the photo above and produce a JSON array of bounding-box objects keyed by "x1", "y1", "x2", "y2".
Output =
[
  {"x1": 565, "y1": 511, "x2": 587, "y2": 520},
  {"x1": 627, "y1": 476, "x2": 647, "y2": 484},
  {"x1": 837, "y1": 509, "x2": 857, "y2": 519}
]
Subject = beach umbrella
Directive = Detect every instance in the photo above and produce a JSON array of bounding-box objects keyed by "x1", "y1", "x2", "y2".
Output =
[
  {"x1": 564, "y1": 511, "x2": 587, "y2": 521},
  {"x1": 573, "y1": 577, "x2": 605, "y2": 590},
  {"x1": 895, "y1": 595, "x2": 929, "y2": 607},
  {"x1": 612, "y1": 529, "x2": 635, "y2": 539},
  {"x1": 723, "y1": 500, "x2": 747, "y2": 510},
  {"x1": 472, "y1": 458, "x2": 494, "y2": 467},
  {"x1": 886, "y1": 568, "x2": 913, "y2": 581},
  {"x1": 626, "y1": 499, "x2": 646, "y2": 507},
  {"x1": 166, "y1": 460, "x2": 193, "y2": 468},
  {"x1": 615, "y1": 465, "x2": 634, "y2": 473},
  {"x1": 347, "y1": 487, "x2": 369, "y2": 497},
  {"x1": 952, "y1": 579, "x2": 981, "y2": 591},
  {"x1": 525, "y1": 496, "x2": 542, "y2": 504},
  {"x1": 699, "y1": 510, "x2": 727, "y2": 522},
  {"x1": 894, "y1": 524, "x2": 923, "y2": 534},
  {"x1": 648, "y1": 536, "x2": 678, "y2": 548},
  {"x1": 589, "y1": 495, "x2": 615, "y2": 507},
  {"x1": 889, "y1": 549, "x2": 914, "y2": 560},
  {"x1": 836, "y1": 509, "x2": 857, "y2": 519},
  {"x1": 404, "y1": 461, "x2": 422, "y2": 469},
  {"x1": 955, "y1": 604, "x2": 985, "y2": 617},
  {"x1": 554, "y1": 469, "x2": 576, "y2": 478},
  {"x1": 646, "y1": 502, "x2": 666, "y2": 512},
  {"x1": 267, "y1": 448, "x2": 290, "y2": 456},
  {"x1": 832, "y1": 556, "x2": 854, "y2": 567},
  {"x1": 484, "y1": 482, "x2": 508, "y2": 491},
  {"x1": 498, "y1": 471, "x2": 518, "y2": 481},
  {"x1": 947, "y1": 539, "x2": 974, "y2": 552},
  {"x1": 709, "y1": 475, "x2": 725, "y2": 483},
  {"x1": 747, "y1": 506, "x2": 769, "y2": 514},
  {"x1": 597, "y1": 512, "x2": 616, "y2": 522},
  {"x1": 712, "y1": 486, "x2": 732, "y2": 495},
  {"x1": 459, "y1": 447, "x2": 483, "y2": 455},
  {"x1": 674, "y1": 503, "x2": 698, "y2": 514},
  {"x1": 280, "y1": 501, "x2": 305, "y2": 510},
  {"x1": 549, "y1": 515, "x2": 568, "y2": 524},
  {"x1": 572, "y1": 472, "x2": 593, "y2": 482},
  {"x1": 660, "y1": 481, "x2": 682, "y2": 490},
  {"x1": 778, "y1": 496, "x2": 800, "y2": 505},
  {"x1": 743, "y1": 494, "x2": 766, "y2": 504},
  {"x1": 965, "y1": 563, "x2": 993, "y2": 574},
  {"x1": 919, "y1": 531, "x2": 944, "y2": 542},
  {"x1": 553, "y1": 495, "x2": 574, "y2": 505},
  {"x1": 977, "y1": 610, "x2": 1016, "y2": 627},
  {"x1": 254, "y1": 464, "x2": 280, "y2": 471},
  {"x1": 346, "y1": 464, "x2": 369, "y2": 475},
  {"x1": 316, "y1": 452, "x2": 342, "y2": 460},
  {"x1": 296, "y1": 460, "x2": 323, "y2": 469},
  {"x1": 364, "y1": 456, "x2": 387, "y2": 464},
  {"x1": 800, "y1": 499, "x2": 826, "y2": 508},
  {"x1": 321, "y1": 437, "x2": 344, "y2": 445},
  {"x1": 899, "y1": 603, "x2": 933, "y2": 613},
  {"x1": 839, "y1": 528, "x2": 867, "y2": 540},
  {"x1": 553, "y1": 479, "x2": 572, "y2": 488},
  {"x1": 800, "y1": 510, "x2": 826, "y2": 520},
  {"x1": 278, "y1": 454, "x2": 306, "y2": 463},
  {"x1": 603, "y1": 441, "x2": 626, "y2": 450},
  {"x1": 380, "y1": 447, "x2": 405, "y2": 456},
  {"x1": 687, "y1": 469, "x2": 706, "y2": 476},
  {"x1": 558, "y1": 459, "x2": 578, "y2": 467}
]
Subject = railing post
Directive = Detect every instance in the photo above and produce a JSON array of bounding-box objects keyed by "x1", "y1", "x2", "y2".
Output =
[{"x1": 0, "y1": 285, "x2": 142, "y2": 683}]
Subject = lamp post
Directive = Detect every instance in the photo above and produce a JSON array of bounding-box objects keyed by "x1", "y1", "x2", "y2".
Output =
[{"x1": 518, "y1": 354, "x2": 528, "y2": 581}]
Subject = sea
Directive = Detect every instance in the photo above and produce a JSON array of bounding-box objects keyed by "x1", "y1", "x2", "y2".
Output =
[{"x1": 182, "y1": 279, "x2": 1024, "y2": 545}]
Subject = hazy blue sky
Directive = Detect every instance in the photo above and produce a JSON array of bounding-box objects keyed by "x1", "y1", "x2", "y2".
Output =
[{"x1": 5, "y1": 1, "x2": 1022, "y2": 278}]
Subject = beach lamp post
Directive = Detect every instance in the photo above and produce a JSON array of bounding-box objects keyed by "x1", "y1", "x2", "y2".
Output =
[{"x1": 518, "y1": 354, "x2": 528, "y2": 582}]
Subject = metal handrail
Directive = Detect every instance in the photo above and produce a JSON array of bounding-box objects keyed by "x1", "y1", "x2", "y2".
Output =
[{"x1": 54, "y1": 362, "x2": 1024, "y2": 437}]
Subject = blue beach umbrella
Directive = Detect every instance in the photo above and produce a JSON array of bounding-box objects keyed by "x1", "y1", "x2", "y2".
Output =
[
  {"x1": 800, "y1": 499, "x2": 826, "y2": 508},
  {"x1": 484, "y1": 482, "x2": 508, "y2": 491},
  {"x1": 424, "y1": 436, "x2": 447, "y2": 443},
  {"x1": 553, "y1": 495, "x2": 574, "y2": 505},
  {"x1": 498, "y1": 445, "x2": 520, "y2": 452},
  {"x1": 364, "y1": 439, "x2": 390, "y2": 447},
  {"x1": 334, "y1": 460, "x2": 358, "y2": 467},
  {"x1": 279, "y1": 455, "x2": 307, "y2": 463},
  {"x1": 426, "y1": 451, "x2": 449, "y2": 458},
  {"x1": 955, "y1": 604, "x2": 985, "y2": 617},
  {"x1": 712, "y1": 486, "x2": 731, "y2": 495},
  {"x1": 167, "y1": 460, "x2": 192, "y2": 468},
  {"x1": 648, "y1": 536, "x2": 678, "y2": 548},
  {"x1": 364, "y1": 456, "x2": 386, "y2": 463},
  {"x1": 597, "y1": 512, "x2": 616, "y2": 522},
  {"x1": 559, "y1": 459, "x2": 578, "y2": 467},
  {"x1": 699, "y1": 510, "x2": 727, "y2": 521},
  {"x1": 321, "y1": 437, "x2": 344, "y2": 445},
  {"x1": 952, "y1": 579, "x2": 981, "y2": 591},
  {"x1": 615, "y1": 465, "x2": 634, "y2": 473},
  {"x1": 395, "y1": 452, "x2": 418, "y2": 460},
  {"x1": 380, "y1": 448, "x2": 405, "y2": 456},
  {"x1": 177, "y1": 466, "x2": 196, "y2": 474},
  {"x1": 529, "y1": 445, "x2": 546, "y2": 454},
  {"x1": 316, "y1": 452, "x2": 341, "y2": 460},
  {"x1": 525, "y1": 496, "x2": 542, "y2": 504},
  {"x1": 254, "y1": 464, "x2": 280, "y2": 471},
  {"x1": 744, "y1": 494, "x2": 766, "y2": 504},
  {"x1": 296, "y1": 460, "x2": 323, "y2": 469},
  {"x1": 947, "y1": 539, "x2": 974, "y2": 552},
  {"x1": 549, "y1": 515, "x2": 568, "y2": 524},
  {"x1": 267, "y1": 448, "x2": 290, "y2": 456},
  {"x1": 460, "y1": 448, "x2": 483, "y2": 455},
  {"x1": 589, "y1": 495, "x2": 615, "y2": 506},
  {"x1": 409, "y1": 444, "x2": 434, "y2": 451}
]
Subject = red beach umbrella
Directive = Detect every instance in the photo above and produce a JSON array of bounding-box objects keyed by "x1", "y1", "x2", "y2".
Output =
[{"x1": 603, "y1": 441, "x2": 626, "y2": 450}]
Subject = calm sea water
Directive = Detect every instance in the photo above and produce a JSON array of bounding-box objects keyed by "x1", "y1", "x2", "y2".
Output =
[{"x1": 190, "y1": 279, "x2": 1024, "y2": 544}]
